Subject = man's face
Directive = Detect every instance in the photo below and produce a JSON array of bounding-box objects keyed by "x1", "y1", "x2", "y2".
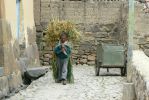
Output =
[{"x1": 60, "y1": 35, "x2": 67, "y2": 43}]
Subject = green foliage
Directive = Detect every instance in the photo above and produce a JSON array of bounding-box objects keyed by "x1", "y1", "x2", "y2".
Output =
[{"x1": 43, "y1": 20, "x2": 81, "y2": 47}]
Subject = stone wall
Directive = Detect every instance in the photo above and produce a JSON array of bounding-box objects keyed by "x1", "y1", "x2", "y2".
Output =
[
  {"x1": 131, "y1": 50, "x2": 149, "y2": 100},
  {"x1": 134, "y1": 2, "x2": 149, "y2": 56},
  {"x1": 0, "y1": 19, "x2": 22, "y2": 99},
  {"x1": 0, "y1": 0, "x2": 40, "y2": 99},
  {"x1": 34, "y1": 0, "x2": 128, "y2": 65}
]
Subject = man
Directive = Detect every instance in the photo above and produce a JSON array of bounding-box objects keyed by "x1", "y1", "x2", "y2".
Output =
[{"x1": 54, "y1": 32, "x2": 71, "y2": 85}]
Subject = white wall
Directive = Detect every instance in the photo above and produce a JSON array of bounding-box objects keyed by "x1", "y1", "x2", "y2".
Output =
[
  {"x1": 22, "y1": 0, "x2": 35, "y2": 47},
  {"x1": 4, "y1": 0, "x2": 17, "y2": 39}
]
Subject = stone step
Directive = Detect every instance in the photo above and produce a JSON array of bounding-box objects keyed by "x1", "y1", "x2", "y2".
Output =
[{"x1": 24, "y1": 66, "x2": 49, "y2": 80}]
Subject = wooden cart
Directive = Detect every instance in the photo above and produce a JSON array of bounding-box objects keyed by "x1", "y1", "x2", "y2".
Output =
[{"x1": 95, "y1": 42, "x2": 126, "y2": 76}]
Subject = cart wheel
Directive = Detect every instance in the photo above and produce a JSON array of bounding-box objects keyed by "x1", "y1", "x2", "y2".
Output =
[
  {"x1": 107, "y1": 68, "x2": 109, "y2": 72},
  {"x1": 121, "y1": 68, "x2": 126, "y2": 76},
  {"x1": 123, "y1": 67, "x2": 126, "y2": 76},
  {"x1": 95, "y1": 66, "x2": 99, "y2": 76}
]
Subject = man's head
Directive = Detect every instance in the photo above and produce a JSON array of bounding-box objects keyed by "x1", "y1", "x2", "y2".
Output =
[{"x1": 60, "y1": 32, "x2": 68, "y2": 43}]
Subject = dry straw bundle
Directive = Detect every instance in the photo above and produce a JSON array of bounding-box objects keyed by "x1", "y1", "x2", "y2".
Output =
[{"x1": 43, "y1": 20, "x2": 81, "y2": 48}]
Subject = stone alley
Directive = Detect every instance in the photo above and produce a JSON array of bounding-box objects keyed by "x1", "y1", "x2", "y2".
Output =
[{"x1": 6, "y1": 65, "x2": 126, "y2": 100}]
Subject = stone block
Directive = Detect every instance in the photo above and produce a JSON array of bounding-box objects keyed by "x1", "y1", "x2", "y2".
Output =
[
  {"x1": 144, "y1": 49, "x2": 149, "y2": 57},
  {"x1": 82, "y1": 55, "x2": 87, "y2": 59},
  {"x1": 43, "y1": 58, "x2": 50, "y2": 62},
  {"x1": 72, "y1": 50, "x2": 78, "y2": 54},
  {"x1": 44, "y1": 54, "x2": 50, "y2": 58},
  {"x1": 87, "y1": 61, "x2": 95, "y2": 66},
  {"x1": 146, "y1": 37, "x2": 149, "y2": 42},
  {"x1": 36, "y1": 25, "x2": 43, "y2": 32},
  {"x1": 87, "y1": 55, "x2": 95, "y2": 61},
  {"x1": 36, "y1": 32, "x2": 42, "y2": 38},
  {"x1": 139, "y1": 37, "x2": 146, "y2": 44},
  {"x1": 25, "y1": 66, "x2": 49, "y2": 80},
  {"x1": 144, "y1": 44, "x2": 149, "y2": 49},
  {"x1": 43, "y1": 62, "x2": 49, "y2": 66},
  {"x1": 78, "y1": 50, "x2": 84, "y2": 55},
  {"x1": 80, "y1": 59, "x2": 87, "y2": 64}
]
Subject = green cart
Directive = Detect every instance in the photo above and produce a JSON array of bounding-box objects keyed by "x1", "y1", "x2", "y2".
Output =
[{"x1": 95, "y1": 43, "x2": 126, "y2": 76}]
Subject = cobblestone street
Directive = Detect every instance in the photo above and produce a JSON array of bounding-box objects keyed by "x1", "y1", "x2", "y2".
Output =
[{"x1": 7, "y1": 65, "x2": 126, "y2": 100}]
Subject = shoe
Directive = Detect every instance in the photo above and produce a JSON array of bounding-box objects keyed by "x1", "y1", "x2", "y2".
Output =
[
  {"x1": 62, "y1": 80, "x2": 67, "y2": 85},
  {"x1": 56, "y1": 79, "x2": 61, "y2": 83}
]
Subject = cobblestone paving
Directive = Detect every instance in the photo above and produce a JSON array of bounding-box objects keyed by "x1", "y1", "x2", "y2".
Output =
[{"x1": 7, "y1": 65, "x2": 126, "y2": 100}]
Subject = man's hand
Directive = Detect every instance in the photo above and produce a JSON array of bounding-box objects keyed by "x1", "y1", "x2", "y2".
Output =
[
  {"x1": 61, "y1": 43, "x2": 64, "y2": 48},
  {"x1": 61, "y1": 47, "x2": 65, "y2": 53}
]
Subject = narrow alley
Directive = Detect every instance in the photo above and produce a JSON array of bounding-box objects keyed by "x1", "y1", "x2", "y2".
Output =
[{"x1": 7, "y1": 65, "x2": 126, "y2": 100}]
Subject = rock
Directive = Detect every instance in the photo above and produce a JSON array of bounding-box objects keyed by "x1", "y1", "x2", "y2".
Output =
[
  {"x1": 40, "y1": 57, "x2": 44, "y2": 60},
  {"x1": 144, "y1": 49, "x2": 149, "y2": 57},
  {"x1": 78, "y1": 50, "x2": 84, "y2": 55},
  {"x1": 82, "y1": 55, "x2": 87, "y2": 59},
  {"x1": 139, "y1": 37, "x2": 146, "y2": 44},
  {"x1": 36, "y1": 32, "x2": 42, "y2": 37},
  {"x1": 87, "y1": 61, "x2": 95, "y2": 65},
  {"x1": 43, "y1": 62, "x2": 49, "y2": 66},
  {"x1": 25, "y1": 67, "x2": 49, "y2": 80},
  {"x1": 87, "y1": 55, "x2": 95, "y2": 61},
  {"x1": 91, "y1": 54, "x2": 96, "y2": 57},
  {"x1": 72, "y1": 56, "x2": 78, "y2": 59},
  {"x1": 144, "y1": 44, "x2": 149, "y2": 49},
  {"x1": 72, "y1": 50, "x2": 78, "y2": 54},
  {"x1": 80, "y1": 59, "x2": 87, "y2": 64},
  {"x1": 145, "y1": 36, "x2": 149, "y2": 42},
  {"x1": 85, "y1": 53, "x2": 90, "y2": 55},
  {"x1": 100, "y1": 26, "x2": 110, "y2": 32},
  {"x1": 43, "y1": 58, "x2": 50, "y2": 62},
  {"x1": 36, "y1": 25, "x2": 43, "y2": 32}
]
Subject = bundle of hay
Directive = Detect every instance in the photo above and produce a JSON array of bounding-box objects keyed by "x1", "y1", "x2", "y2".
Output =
[{"x1": 43, "y1": 20, "x2": 81, "y2": 48}]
